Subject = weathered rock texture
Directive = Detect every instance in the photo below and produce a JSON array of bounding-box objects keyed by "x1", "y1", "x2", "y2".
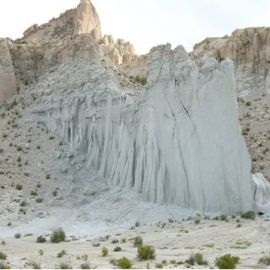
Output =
[
  {"x1": 34, "y1": 44, "x2": 254, "y2": 214},
  {"x1": 74, "y1": 0, "x2": 101, "y2": 40},
  {"x1": 191, "y1": 27, "x2": 270, "y2": 94},
  {"x1": 0, "y1": 39, "x2": 16, "y2": 104},
  {"x1": 22, "y1": 0, "x2": 101, "y2": 44},
  {"x1": 99, "y1": 35, "x2": 135, "y2": 65}
]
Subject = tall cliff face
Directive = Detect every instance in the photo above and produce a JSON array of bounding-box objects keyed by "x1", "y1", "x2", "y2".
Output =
[
  {"x1": 74, "y1": 0, "x2": 101, "y2": 40},
  {"x1": 191, "y1": 27, "x2": 270, "y2": 94},
  {"x1": 0, "y1": 39, "x2": 16, "y2": 104},
  {"x1": 33, "y1": 44, "x2": 254, "y2": 214}
]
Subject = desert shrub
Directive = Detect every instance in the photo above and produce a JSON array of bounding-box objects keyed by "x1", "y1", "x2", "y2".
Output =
[
  {"x1": 50, "y1": 228, "x2": 66, "y2": 243},
  {"x1": 133, "y1": 236, "x2": 143, "y2": 247},
  {"x1": 185, "y1": 254, "x2": 195, "y2": 265},
  {"x1": 240, "y1": 211, "x2": 255, "y2": 220},
  {"x1": 59, "y1": 262, "x2": 70, "y2": 269},
  {"x1": 117, "y1": 257, "x2": 132, "y2": 269},
  {"x1": 20, "y1": 200, "x2": 26, "y2": 207},
  {"x1": 0, "y1": 252, "x2": 7, "y2": 260},
  {"x1": 52, "y1": 190, "x2": 58, "y2": 196},
  {"x1": 215, "y1": 254, "x2": 240, "y2": 269},
  {"x1": 114, "y1": 246, "x2": 122, "y2": 252},
  {"x1": 15, "y1": 233, "x2": 21, "y2": 238},
  {"x1": 57, "y1": 250, "x2": 66, "y2": 258},
  {"x1": 194, "y1": 253, "x2": 203, "y2": 264},
  {"x1": 36, "y1": 198, "x2": 43, "y2": 203},
  {"x1": 155, "y1": 263, "x2": 163, "y2": 268},
  {"x1": 137, "y1": 245, "x2": 155, "y2": 260},
  {"x1": 80, "y1": 263, "x2": 91, "y2": 269},
  {"x1": 36, "y1": 235, "x2": 46, "y2": 243},
  {"x1": 101, "y1": 247, "x2": 108, "y2": 256},
  {"x1": 220, "y1": 214, "x2": 228, "y2": 221},
  {"x1": 194, "y1": 217, "x2": 200, "y2": 224},
  {"x1": 259, "y1": 255, "x2": 270, "y2": 265},
  {"x1": 30, "y1": 262, "x2": 41, "y2": 269},
  {"x1": 39, "y1": 249, "x2": 44, "y2": 256},
  {"x1": 30, "y1": 191, "x2": 37, "y2": 196},
  {"x1": 16, "y1": 184, "x2": 22, "y2": 190},
  {"x1": 0, "y1": 261, "x2": 10, "y2": 269},
  {"x1": 46, "y1": 173, "x2": 50, "y2": 179}
]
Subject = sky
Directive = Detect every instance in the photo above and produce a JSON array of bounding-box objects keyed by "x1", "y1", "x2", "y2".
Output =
[{"x1": 0, "y1": 0, "x2": 270, "y2": 54}]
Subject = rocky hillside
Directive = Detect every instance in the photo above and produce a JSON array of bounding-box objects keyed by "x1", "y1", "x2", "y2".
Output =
[{"x1": 0, "y1": 0, "x2": 270, "y2": 234}]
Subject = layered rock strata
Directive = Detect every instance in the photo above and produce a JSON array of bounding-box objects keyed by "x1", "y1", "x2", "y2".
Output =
[{"x1": 34, "y1": 44, "x2": 254, "y2": 214}]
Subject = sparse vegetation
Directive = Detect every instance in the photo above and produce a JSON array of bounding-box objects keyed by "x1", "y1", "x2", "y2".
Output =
[
  {"x1": 114, "y1": 246, "x2": 122, "y2": 252},
  {"x1": 137, "y1": 245, "x2": 155, "y2": 260},
  {"x1": 0, "y1": 252, "x2": 7, "y2": 260},
  {"x1": 57, "y1": 250, "x2": 67, "y2": 258},
  {"x1": 36, "y1": 235, "x2": 46, "y2": 243},
  {"x1": 14, "y1": 233, "x2": 21, "y2": 239},
  {"x1": 101, "y1": 247, "x2": 108, "y2": 256},
  {"x1": 259, "y1": 255, "x2": 270, "y2": 265},
  {"x1": 215, "y1": 254, "x2": 240, "y2": 269},
  {"x1": 50, "y1": 228, "x2": 66, "y2": 243},
  {"x1": 240, "y1": 211, "x2": 255, "y2": 220},
  {"x1": 117, "y1": 257, "x2": 132, "y2": 269},
  {"x1": 133, "y1": 236, "x2": 143, "y2": 247}
]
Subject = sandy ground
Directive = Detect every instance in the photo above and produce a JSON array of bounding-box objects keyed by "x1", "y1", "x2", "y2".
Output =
[{"x1": 0, "y1": 216, "x2": 270, "y2": 269}]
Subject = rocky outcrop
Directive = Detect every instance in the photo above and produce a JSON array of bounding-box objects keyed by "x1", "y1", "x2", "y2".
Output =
[
  {"x1": 0, "y1": 39, "x2": 16, "y2": 104},
  {"x1": 191, "y1": 27, "x2": 270, "y2": 94},
  {"x1": 74, "y1": 0, "x2": 101, "y2": 41},
  {"x1": 21, "y1": 0, "x2": 101, "y2": 44},
  {"x1": 34, "y1": 44, "x2": 254, "y2": 214},
  {"x1": 99, "y1": 35, "x2": 136, "y2": 65}
]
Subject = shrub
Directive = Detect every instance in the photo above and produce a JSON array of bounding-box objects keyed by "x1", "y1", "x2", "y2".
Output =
[
  {"x1": 39, "y1": 249, "x2": 44, "y2": 256},
  {"x1": 117, "y1": 257, "x2": 132, "y2": 269},
  {"x1": 52, "y1": 190, "x2": 58, "y2": 196},
  {"x1": 50, "y1": 228, "x2": 66, "y2": 243},
  {"x1": 101, "y1": 247, "x2": 108, "y2": 256},
  {"x1": 133, "y1": 236, "x2": 143, "y2": 247},
  {"x1": 30, "y1": 262, "x2": 41, "y2": 269},
  {"x1": 16, "y1": 184, "x2": 22, "y2": 190},
  {"x1": 59, "y1": 263, "x2": 70, "y2": 269},
  {"x1": 155, "y1": 263, "x2": 163, "y2": 268},
  {"x1": 46, "y1": 174, "x2": 50, "y2": 179},
  {"x1": 57, "y1": 250, "x2": 67, "y2": 258},
  {"x1": 36, "y1": 235, "x2": 46, "y2": 243},
  {"x1": 259, "y1": 255, "x2": 270, "y2": 265},
  {"x1": 185, "y1": 254, "x2": 195, "y2": 265},
  {"x1": 215, "y1": 254, "x2": 240, "y2": 269},
  {"x1": 220, "y1": 214, "x2": 228, "y2": 221},
  {"x1": 36, "y1": 198, "x2": 43, "y2": 203},
  {"x1": 137, "y1": 245, "x2": 155, "y2": 260},
  {"x1": 114, "y1": 246, "x2": 122, "y2": 252},
  {"x1": 30, "y1": 191, "x2": 37, "y2": 196},
  {"x1": 80, "y1": 263, "x2": 91, "y2": 269},
  {"x1": 0, "y1": 252, "x2": 7, "y2": 260},
  {"x1": 20, "y1": 200, "x2": 26, "y2": 207},
  {"x1": 15, "y1": 233, "x2": 21, "y2": 238},
  {"x1": 240, "y1": 211, "x2": 255, "y2": 220},
  {"x1": 194, "y1": 253, "x2": 203, "y2": 264},
  {"x1": 0, "y1": 261, "x2": 10, "y2": 269}
]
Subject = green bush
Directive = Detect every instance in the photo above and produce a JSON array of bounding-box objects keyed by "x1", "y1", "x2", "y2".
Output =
[
  {"x1": 0, "y1": 252, "x2": 7, "y2": 260},
  {"x1": 133, "y1": 236, "x2": 143, "y2": 247},
  {"x1": 15, "y1": 233, "x2": 21, "y2": 239},
  {"x1": 101, "y1": 247, "x2": 108, "y2": 256},
  {"x1": 185, "y1": 254, "x2": 195, "y2": 265},
  {"x1": 194, "y1": 253, "x2": 203, "y2": 264},
  {"x1": 114, "y1": 246, "x2": 122, "y2": 252},
  {"x1": 80, "y1": 263, "x2": 91, "y2": 269},
  {"x1": 117, "y1": 257, "x2": 132, "y2": 269},
  {"x1": 215, "y1": 254, "x2": 240, "y2": 269},
  {"x1": 0, "y1": 261, "x2": 10, "y2": 269},
  {"x1": 50, "y1": 228, "x2": 66, "y2": 243},
  {"x1": 137, "y1": 245, "x2": 155, "y2": 260},
  {"x1": 57, "y1": 250, "x2": 66, "y2": 258},
  {"x1": 36, "y1": 235, "x2": 46, "y2": 243},
  {"x1": 240, "y1": 211, "x2": 255, "y2": 220}
]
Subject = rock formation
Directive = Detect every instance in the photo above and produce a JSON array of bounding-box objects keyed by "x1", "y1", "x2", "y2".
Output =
[
  {"x1": 0, "y1": 39, "x2": 16, "y2": 104},
  {"x1": 191, "y1": 27, "x2": 270, "y2": 94},
  {"x1": 34, "y1": 44, "x2": 254, "y2": 214},
  {"x1": 74, "y1": 0, "x2": 101, "y2": 40}
]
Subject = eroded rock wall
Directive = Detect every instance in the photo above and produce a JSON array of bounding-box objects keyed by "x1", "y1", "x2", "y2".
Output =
[
  {"x1": 191, "y1": 27, "x2": 270, "y2": 94},
  {"x1": 0, "y1": 39, "x2": 16, "y2": 104},
  {"x1": 34, "y1": 44, "x2": 254, "y2": 214}
]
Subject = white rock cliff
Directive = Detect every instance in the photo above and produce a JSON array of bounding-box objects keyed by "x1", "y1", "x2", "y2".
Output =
[{"x1": 34, "y1": 44, "x2": 255, "y2": 214}]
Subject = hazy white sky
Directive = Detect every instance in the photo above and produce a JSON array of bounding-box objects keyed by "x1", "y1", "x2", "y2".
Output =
[{"x1": 0, "y1": 0, "x2": 270, "y2": 54}]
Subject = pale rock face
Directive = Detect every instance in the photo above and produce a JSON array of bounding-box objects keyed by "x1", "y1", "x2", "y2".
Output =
[
  {"x1": 100, "y1": 35, "x2": 136, "y2": 65},
  {"x1": 74, "y1": 0, "x2": 101, "y2": 41},
  {"x1": 0, "y1": 39, "x2": 16, "y2": 104},
  {"x1": 191, "y1": 27, "x2": 270, "y2": 94},
  {"x1": 253, "y1": 173, "x2": 270, "y2": 214},
  {"x1": 34, "y1": 44, "x2": 254, "y2": 214}
]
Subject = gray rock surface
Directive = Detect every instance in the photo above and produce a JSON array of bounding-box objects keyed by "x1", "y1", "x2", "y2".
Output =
[
  {"x1": 0, "y1": 39, "x2": 16, "y2": 104},
  {"x1": 34, "y1": 44, "x2": 254, "y2": 214}
]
